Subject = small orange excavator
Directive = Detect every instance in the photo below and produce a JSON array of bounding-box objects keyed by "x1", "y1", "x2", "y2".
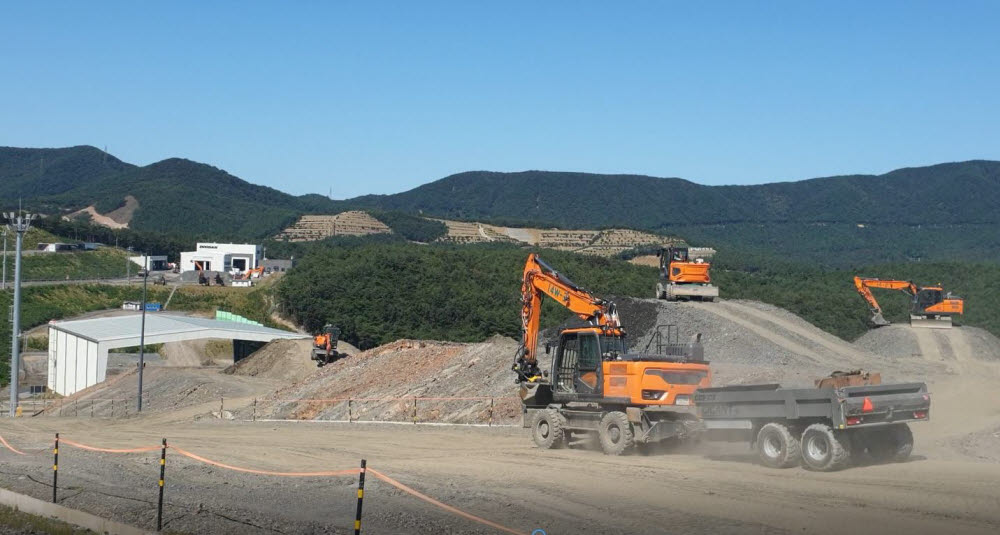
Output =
[
  {"x1": 311, "y1": 324, "x2": 347, "y2": 366},
  {"x1": 853, "y1": 276, "x2": 964, "y2": 329},
  {"x1": 655, "y1": 246, "x2": 718, "y2": 301},
  {"x1": 513, "y1": 254, "x2": 710, "y2": 455}
]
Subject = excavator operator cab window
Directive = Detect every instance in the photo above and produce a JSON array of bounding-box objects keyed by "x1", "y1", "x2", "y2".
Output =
[
  {"x1": 578, "y1": 335, "x2": 600, "y2": 371},
  {"x1": 598, "y1": 335, "x2": 625, "y2": 359},
  {"x1": 915, "y1": 289, "x2": 942, "y2": 309}
]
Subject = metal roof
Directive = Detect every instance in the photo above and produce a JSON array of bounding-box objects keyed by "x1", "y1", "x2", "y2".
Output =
[{"x1": 49, "y1": 314, "x2": 308, "y2": 344}]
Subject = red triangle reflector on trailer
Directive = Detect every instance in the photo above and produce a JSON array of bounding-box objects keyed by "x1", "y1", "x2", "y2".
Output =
[{"x1": 862, "y1": 397, "x2": 874, "y2": 413}]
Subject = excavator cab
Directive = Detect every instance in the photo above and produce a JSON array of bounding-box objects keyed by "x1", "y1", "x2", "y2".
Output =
[{"x1": 551, "y1": 328, "x2": 621, "y2": 396}]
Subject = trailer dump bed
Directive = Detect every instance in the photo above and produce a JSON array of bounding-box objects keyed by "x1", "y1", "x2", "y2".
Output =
[{"x1": 693, "y1": 382, "x2": 930, "y2": 471}]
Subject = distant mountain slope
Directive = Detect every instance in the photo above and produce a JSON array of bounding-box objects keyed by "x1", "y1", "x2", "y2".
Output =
[
  {"x1": 0, "y1": 146, "x2": 132, "y2": 200},
  {"x1": 347, "y1": 161, "x2": 1000, "y2": 228},
  {"x1": 1, "y1": 147, "x2": 337, "y2": 238}
]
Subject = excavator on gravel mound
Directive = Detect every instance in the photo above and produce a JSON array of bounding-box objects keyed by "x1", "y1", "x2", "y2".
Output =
[
  {"x1": 513, "y1": 253, "x2": 710, "y2": 455},
  {"x1": 311, "y1": 324, "x2": 348, "y2": 366},
  {"x1": 655, "y1": 246, "x2": 718, "y2": 301},
  {"x1": 853, "y1": 276, "x2": 964, "y2": 329}
]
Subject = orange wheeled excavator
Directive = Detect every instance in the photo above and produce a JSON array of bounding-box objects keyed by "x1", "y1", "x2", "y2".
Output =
[
  {"x1": 655, "y1": 246, "x2": 718, "y2": 301},
  {"x1": 853, "y1": 276, "x2": 964, "y2": 329},
  {"x1": 513, "y1": 254, "x2": 711, "y2": 455}
]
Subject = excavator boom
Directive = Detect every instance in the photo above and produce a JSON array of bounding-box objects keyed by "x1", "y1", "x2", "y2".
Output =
[{"x1": 513, "y1": 254, "x2": 620, "y2": 383}]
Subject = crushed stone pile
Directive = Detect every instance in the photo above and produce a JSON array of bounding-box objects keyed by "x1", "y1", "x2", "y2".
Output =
[{"x1": 245, "y1": 336, "x2": 522, "y2": 424}]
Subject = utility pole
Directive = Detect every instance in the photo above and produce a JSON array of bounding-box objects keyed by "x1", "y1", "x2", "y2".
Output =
[
  {"x1": 2, "y1": 228, "x2": 7, "y2": 291},
  {"x1": 5, "y1": 211, "x2": 35, "y2": 417},
  {"x1": 126, "y1": 246, "x2": 132, "y2": 284},
  {"x1": 137, "y1": 252, "x2": 148, "y2": 412}
]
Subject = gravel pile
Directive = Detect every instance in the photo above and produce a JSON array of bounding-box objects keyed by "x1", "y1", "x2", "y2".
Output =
[
  {"x1": 853, "y1": 325, "x2": 922, "y2": 359},
  {"x1": 249, "y1": 336, "x2": 522, "y2": 424},
  {"x1": 617, "y1": 298, "x2": 820, "y2": 367}
]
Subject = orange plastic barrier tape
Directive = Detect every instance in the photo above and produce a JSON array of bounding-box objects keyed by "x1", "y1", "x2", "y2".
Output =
[
  {"x1": 170, "y1": 446, "x2": 360, "y2": 478},
  {"x1": 0, "y1": 434, "x2": 28, "y2": 456},
  {"x1": 368, "y1": 469, "x2": 527, "y2": 535},
  {"x1": 59, "y1": 438, "x2": 161, "y2": 454}
]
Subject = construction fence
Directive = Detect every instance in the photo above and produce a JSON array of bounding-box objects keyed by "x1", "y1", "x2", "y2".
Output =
[
  {"x1": 6, "y1": 395, "x2": 525, "y2": 426},
  {"x1": 0, "y1": 431, "x2": 528, "y2": 535}
]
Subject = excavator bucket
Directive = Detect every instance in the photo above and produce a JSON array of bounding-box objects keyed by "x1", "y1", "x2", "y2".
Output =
[
  {"x1": 869, "y1": 312, "x2": 891, "y2": 327},
  {"x1": 910, "y1": 315, "x2": 953, "y2": 329}
]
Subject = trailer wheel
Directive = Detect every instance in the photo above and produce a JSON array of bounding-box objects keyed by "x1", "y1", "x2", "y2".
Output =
[
  {"x1": 531, "y1": 408, "x2": 567, "y2": 449},
  {"x1": 867, "y1": 424, "x2": 914, "y2": 463},
  {"x1": 598, "y1": 411, "x2": 635, "y2": 455},
  {"x1": 756, "y1": 423, "x2": 801, "y2": 468},
  {"x1": 800, "y1": 424, "x2": 852, "y2": 471}
]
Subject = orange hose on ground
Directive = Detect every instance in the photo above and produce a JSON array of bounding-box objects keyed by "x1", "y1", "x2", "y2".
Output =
[
  {"x1": 368, "y1": 468, "x2": 527, "y2": 535},
  {"x1": 60, "y1": 438, "x2": 161, "y2": 453},
  {"x1": 0, "y1": 434, "x2": 28, "y2": 455},
  {"x1": 169, "y1": 446, "x2": 359, "y2": 477}
]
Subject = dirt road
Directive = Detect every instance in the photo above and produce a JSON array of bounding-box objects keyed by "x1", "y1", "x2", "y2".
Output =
[{"x1": 2, "y1": 413, "x2": 999, "y2": 535}]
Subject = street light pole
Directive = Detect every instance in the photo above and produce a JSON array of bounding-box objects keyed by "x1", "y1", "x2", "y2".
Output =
[
  {"x1": 2, "y1": 228, "x2": 7, "y2": 291},
  {"x1": 5, "y1": 212, "x2": 34, "y2": 417},
  {"x1": 137, "y1": 253, "x2": 148, "y2": 412}
]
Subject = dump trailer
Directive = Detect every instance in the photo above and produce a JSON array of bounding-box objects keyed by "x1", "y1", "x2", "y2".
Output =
[
  {"x1": 693, "y1": 377, "x2": 930, "y2": 471},
  {"x1": 656, "y1": 246, "x2": 718, "y2": 301}
]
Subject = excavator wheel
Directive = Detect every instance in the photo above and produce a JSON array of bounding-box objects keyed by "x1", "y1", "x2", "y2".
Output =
[
  {"x1": 598, "y1": 411, "x2": 635, "y2": 455},
  {"x1": 531, "y1": 408, "x2": 567, "y2": 449}
]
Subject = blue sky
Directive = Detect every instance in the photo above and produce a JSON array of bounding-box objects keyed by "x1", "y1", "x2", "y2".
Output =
[{"x1": 2, "y1": 1, "x2": 998, "y2": 198}]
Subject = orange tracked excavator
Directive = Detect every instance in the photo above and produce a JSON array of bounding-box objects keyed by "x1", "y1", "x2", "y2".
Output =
[
  {"x1": 853, "y1": 276, "x2": 964, "y2": 329},
  {"x1": 513, "y1": 254, "x2": 710, "y2": 455}
]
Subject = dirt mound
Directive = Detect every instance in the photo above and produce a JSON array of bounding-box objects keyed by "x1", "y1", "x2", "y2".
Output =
[
  {"x1": 248, "y1": 336, "x2": 521, "y2": 424},
  {"x1": 160, "y1": 338, "x2": 232, "y2": 366},
  {"x1": 226, "y1": 339, "x2": 321, "y2": 384}
]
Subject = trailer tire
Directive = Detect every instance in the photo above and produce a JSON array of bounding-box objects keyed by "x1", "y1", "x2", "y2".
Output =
[
  {"x1": 599, "y1": 411, "x2": 635, "y2": 455},
  {"x1": 531, "y1": 408, "x2": 567, "y2": 449},
  {"x1": 868, "y1": 424, "x2": 914, "y2": 463},
  {"x1": 800, "y1": 424, "x2": 852, "y2": 471},
  {"x1": 656, "y1": 283, "x2": 665, "y2": 300},
  {"x1": 756, "y1": 423, "x2": 801, "y2": 468}
]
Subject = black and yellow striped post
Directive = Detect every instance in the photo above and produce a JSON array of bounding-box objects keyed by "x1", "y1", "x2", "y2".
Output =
[
  {"x1": 157, "y1": 438, "x2": 167, "y2": 531},
  {"x1": 52, "y1": 433, "x2": 59, "y2": 503},
  {"x1": 412, "y1": 397, "x2": 417, "y2": 424},
  {"x1": 354, "y1": 459, "x2": 366, "y2": 534}
]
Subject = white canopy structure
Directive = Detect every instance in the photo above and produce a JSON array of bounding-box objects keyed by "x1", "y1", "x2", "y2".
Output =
[{"x1": 47, "y1": 314, "x2": 308, "y2": 396}]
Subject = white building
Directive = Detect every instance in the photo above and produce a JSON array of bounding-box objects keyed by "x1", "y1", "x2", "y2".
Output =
[{"x1": 179, "y1": 242, "x2": 262, "y2": 273}]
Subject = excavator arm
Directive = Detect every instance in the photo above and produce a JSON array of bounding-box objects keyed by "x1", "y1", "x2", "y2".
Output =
[
  {"x1": 854, "y1": 277, "x2": 924, "y2": 327},
  {"x1": 513, "y1": 254, "x2": 621, "y2": 383}
]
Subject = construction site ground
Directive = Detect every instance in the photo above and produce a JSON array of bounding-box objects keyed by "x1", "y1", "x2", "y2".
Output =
[{"x1": 2, "y1": 299, "x2": 999, "y2": 534}]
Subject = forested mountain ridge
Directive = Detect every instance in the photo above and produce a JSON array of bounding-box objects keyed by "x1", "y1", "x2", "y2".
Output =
[
  {"x1": 2, "y1": 145, "x2": 998, "y2": 265},
  {"x1": 347, "y1": 161, "x2": 1000, "y2": 228}
]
